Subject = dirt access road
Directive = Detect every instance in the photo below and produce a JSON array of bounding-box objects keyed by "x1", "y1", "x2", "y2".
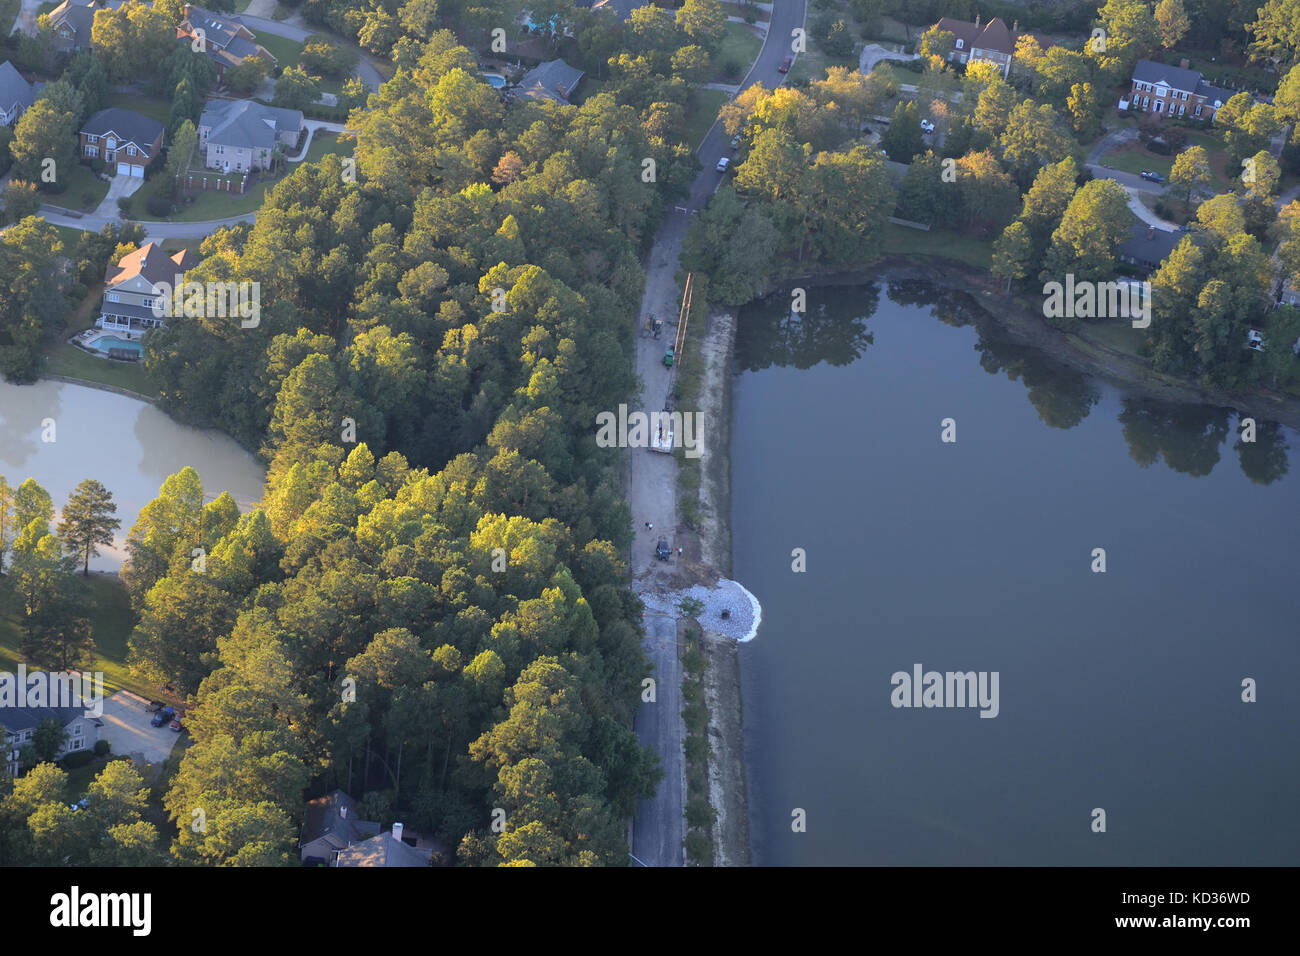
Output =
[{"x1": 628, "y1": 0, "x2": 806, "y2": 867}]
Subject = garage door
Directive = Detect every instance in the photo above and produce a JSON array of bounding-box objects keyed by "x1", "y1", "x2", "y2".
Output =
[{"x1": 118, "y1": 162, "x2": 144, "y2": 178}]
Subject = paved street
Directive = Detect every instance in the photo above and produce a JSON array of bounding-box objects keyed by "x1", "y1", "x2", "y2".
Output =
[{"x1": 628, "y1": 0, "x2": 806, "y2": 867}]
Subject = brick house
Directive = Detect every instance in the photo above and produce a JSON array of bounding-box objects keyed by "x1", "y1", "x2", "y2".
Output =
[
  {"x1": 79, "y1": 107, "x2": 164, "y2": 178},
  {"x1": 176, "y1": 4, "x2": 277, "y2": 80},
  {"x1": 1123, "y1": 59, "x2": 1235, "y2": 120},
  {"x1": 933, "y1": 15, "x2": 1049, "y2": 78}
]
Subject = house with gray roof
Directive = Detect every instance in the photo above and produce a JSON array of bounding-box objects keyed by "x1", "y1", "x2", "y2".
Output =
[
  {"x1": 176, "y1": 4, "x2": 277, "y2": 80},
  {"x1": 516, "y1": 58, "x2": 584, "y2": 104},
  {"x1": 0, "y1": 61, "x2": 35, "y2": 127},
  {"x1": 198, "y1": 99, "x2": 302, "y2": 172},
  {"x1": 79, "y1": 108, "x2": 165, "y2": 177},
  {"x1": 335, "y1": 822, "x2": 434, "y2": 867},
  {"x1": 299, "y1": 790, "x2": 382, "y2": 863},
  {"x1": 46, "y1": 0, "x2": 99, "y2": 53},
  {"x1": 1118, "y1": 223, "x2": 1197, "y2": 275},
  {"x1": 1125, "y1": 58, "x2": 1237, "y2": 121},
  {"x1": 1, "y1": 704, "x2": 100, "y2": 776}
]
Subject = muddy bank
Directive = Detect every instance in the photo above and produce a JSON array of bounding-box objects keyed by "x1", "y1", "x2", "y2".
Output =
[
  {"x1": 764, "y1": 257, "x2": 1300, "y2": 431},
  {"x1": 683, "y1": 309, "x2": 752, "y2": 866}
]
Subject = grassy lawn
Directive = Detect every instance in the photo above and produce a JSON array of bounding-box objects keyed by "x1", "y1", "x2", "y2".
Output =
[
  {"x1": 44, "y1": 163, "x2": 109, "y2": 212},
  {"x1": 51, "y1": 223, "x2": 87, "y2": 250},
  {"x1": 257, "y1": 33, "x2": 304, "y2": 71},
  {"x1": 0, "y1": 575, "x2": 153, "y2": 700},
  {"x1": 104, "y1": 92, "x2": 173, "y2": 127},
  {"x1": 41, "y1": 285, "x2": 159, "y2": 397},
  {"x1": 301, "y1": 130, "x2": 350, "y2": 163},
  {"x1": 882, "y1": 222, "x2": 992, "y2": 270},
  {"x1": 715, "y1": 21, "x2": 762, "y2": 82},
  {"x1": 1074, "y1": 318, "x2": 1151, "y2": 358},
  {"x1": 123, "y1": 132, "x2": 348, "y2": 223},
  {"x1": 37, "y1": 0, "x2": 56, "y2": 14},
  {"x1": 684, "y1": 88, "x2": 729, "y2": 149},
  {"x1": 0, "y1": 0, "x2": 18, "y2": 33},
  {"x1": 788, "y1": 47, "x2": 859, "y2": 86},
  {"x1": 1099, "y1": 129, "x2": 1234, "y2": 188}
]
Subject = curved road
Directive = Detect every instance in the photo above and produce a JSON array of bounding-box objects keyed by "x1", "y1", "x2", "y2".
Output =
[{"x1": 629, "y1": 0, "x2": 806, "y2": 868}]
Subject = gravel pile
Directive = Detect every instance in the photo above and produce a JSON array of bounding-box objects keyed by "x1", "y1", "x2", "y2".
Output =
[{"x1": 636, "y1": 578, "x2": 762, "y2": 642}]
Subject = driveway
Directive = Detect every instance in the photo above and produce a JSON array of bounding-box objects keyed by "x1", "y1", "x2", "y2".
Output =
[
  {"x1": 98, "y1": 691, "x2": 182, "y2": 767},
  {"x1": 92, "y1": 173, "x2": 144, "y2": 218},
  {"x1": 628, "y1": 0, "x2": 807, "y2": 869},
  {"x1": 9, "y1": 0, "x2": 41, "y2": 37},
  {"x1": 860, "y1": 42, "x2": 918, "y2": 75}
]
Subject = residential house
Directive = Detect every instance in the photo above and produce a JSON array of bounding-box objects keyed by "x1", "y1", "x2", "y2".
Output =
[
  {"x1": 80, "y1": 108, "x2": 164, "y2": 177},
  {"x1": 176, "y1": 4, "x2": 277, "y2": 80},
  {"x1": 1, "y1": 705, "x2": 100, "y2": 776},
  {"x1": 1123, "y1": 59, "x2": 1236, "y2": 120},
  {"x1": 515, "y1": 58, "x2": 584, "y2": 103},
  {"x1": 197, "y1": 98, "x2": 302, "y2": 172},
  {"x1": 0, "y1": 61, "x2": 35, "y2": 127},
  {"x1": 46, "y1": 0, "x2": 99, "y2": 53},
  {"x1": 299, "y1": 790, "x2": 381, "y2": 864},
  {"x1": 933, "y1": 16, "x2": 1050, "y2": 78},
  {"x1": 1117, "y1": 223, "x2": 1193, "y2": 275},
  {"x1": 335, "y1": 822, "x2": 434, "y2": 868},
  {"x1": 97, "y1": 241, "x2": 199, "y2": 336}
]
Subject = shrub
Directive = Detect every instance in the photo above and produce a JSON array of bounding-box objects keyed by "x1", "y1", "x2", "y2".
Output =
[
  {"x1": 684, "y1": 734, "x2": 710, "y2": 764},
  {"x1": 60, "y1": 749, "x2": 94, "y2": 769},
  {"x1": 145, "y1": 192, "x2": 174, "y2": 217},
  {"x1": 683, "y1": 702, "x2": 709, "y2": 734},
  {"x1": 117, "y1": 196, "x2": 133, "y2": 217},
  {"x1": 686, "y1": 797, "x2": 717, "y2": 829},
  {"x1": 299, "y1": 35, "x2": 358, "y2": 79},
  {"x1": 90, "y1": 156, "x2": 105, "y2": 174},
  {"x1": 684, "y1": 830, "x2": 712, "y2": 864},
  {"x1": 93, "y1": 740, "x2": 110, "y2": 756}
]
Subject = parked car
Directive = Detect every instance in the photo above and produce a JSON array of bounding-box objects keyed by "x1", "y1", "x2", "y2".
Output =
[
  {"x1": 716, "y1": 156, "x2": 730, "y2": 173},
  {"x1": 169, "y1": 718, "x2": 183, "y2": 732},
  {"x1": 151, "y1": 706, "x2": 175, "y2": 728},
  {"x1": 730, "y1": 133, "x2": 741, "y2": 150},
  {"x1": 656, "y1": 538, "x2": 671, "y2": 561},
  {"x1": 146, "y1": 700, "x2": 165, "y2": 712},
  {"x1": 1140, "y1": 170, "x2": 1166, "y2": 183},
  {"x1": 920, "y1": 119, "x2": 936, "y2": 133},
  {"x1": 778, "y1": 56, "x2": 792, "y2": 73}
]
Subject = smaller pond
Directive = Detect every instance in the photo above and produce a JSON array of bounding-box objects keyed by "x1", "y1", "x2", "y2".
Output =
[{"x1": 0, "y1": 379, "x2": 267, "y2": 571}]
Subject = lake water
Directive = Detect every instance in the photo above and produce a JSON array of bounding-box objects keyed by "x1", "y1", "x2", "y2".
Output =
[
  {"x1": 733, "y1": 278, "x2": 1300, "y2": 865},
  {"x1": 0, "y1": 379, "x2": 266, "y2": 571}
]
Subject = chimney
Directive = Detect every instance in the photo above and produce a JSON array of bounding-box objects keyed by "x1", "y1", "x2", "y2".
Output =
[
  {"x1": 392, "y1": 822, "x2": 404, "y2": 843},
  {"x1": 975, "y1": 15, "x2": 981, "y2": 28},
  {"x1": 1180, "y1": 58, "x2": 1190, "y2": 69},
  {"x1": 1147, "y1": 226, "x2": 1155, "y2": 240},
  {"x1": 340, "y1": 805, "x2": 347, "y2": 819},
  {"x1": 1013, "y1": 20, "x2": 1019, "y2": 33}
]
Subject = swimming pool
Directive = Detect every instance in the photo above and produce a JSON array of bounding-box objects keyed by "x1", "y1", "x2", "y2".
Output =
[
  {"x1": 87, "y1": 334, "x2": 143, "y2": 356},
  {"x1": 484, "y1": 73, "x2": 506, "y2": 88}
]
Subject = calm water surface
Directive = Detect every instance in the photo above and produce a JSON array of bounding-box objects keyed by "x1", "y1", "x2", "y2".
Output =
[
  {"x1": 0, "y1": 380, "x2": 265, "y2": 571},
  {"x1": 733, "y1": 279, "x2": 1300, "y2": 865}
]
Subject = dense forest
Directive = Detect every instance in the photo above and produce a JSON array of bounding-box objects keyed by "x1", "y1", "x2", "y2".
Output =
[{"x1": 0, "y1": 0, "x2": 754, "y2": 862}]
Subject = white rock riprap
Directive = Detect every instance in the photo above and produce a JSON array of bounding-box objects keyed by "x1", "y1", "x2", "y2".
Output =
[{"x1": 637, "y1": 578, "x2": 762, "y2": 642}]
